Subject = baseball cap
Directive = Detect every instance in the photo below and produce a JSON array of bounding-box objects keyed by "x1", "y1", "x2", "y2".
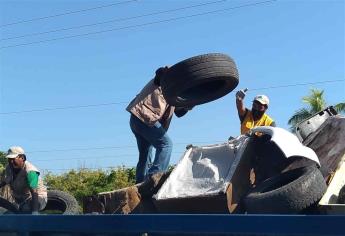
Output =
[
  {"x1": 6, "y1": 146, "x2": 25, "y2": 159},
  {"x1": 254, "y1": 95, "x2": 269, "y2": 106}
]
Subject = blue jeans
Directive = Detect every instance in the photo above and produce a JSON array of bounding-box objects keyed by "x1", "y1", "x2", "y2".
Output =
[{"x1": 130, "y1": 114, "x2": 173, "y2": 183}]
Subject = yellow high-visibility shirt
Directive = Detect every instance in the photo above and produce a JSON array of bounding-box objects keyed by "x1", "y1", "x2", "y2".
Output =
[{"x1": 240, "y1": 110, "x2": 274, "y2": 134}]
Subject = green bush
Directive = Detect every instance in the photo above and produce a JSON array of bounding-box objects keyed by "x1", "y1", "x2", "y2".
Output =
[
  {"x1": 44, "y1": 166, "x2": 136, "y2": 204},
  {"x1": 0, "y1": 151, "x2": 7, "y2": 173}
]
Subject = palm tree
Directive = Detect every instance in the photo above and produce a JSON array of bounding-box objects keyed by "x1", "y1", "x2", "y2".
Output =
[
  {"x1": 334, "y1": 102, "x2": 345, "y2": 112},
  {"x1": 288, "y1": 89, "x2": 345, "y2": 131}
]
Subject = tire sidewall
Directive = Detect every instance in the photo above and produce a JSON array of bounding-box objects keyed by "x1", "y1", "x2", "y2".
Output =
[
  {"x1": 244, "y1": 166, "x2": 327, "y2": 214},
  {"x1": 161, "y1": 53, "x2": 239, "y2": 107}
]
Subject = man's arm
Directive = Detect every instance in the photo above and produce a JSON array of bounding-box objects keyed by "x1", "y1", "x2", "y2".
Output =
[
  {"x1": 236, "y1": 89, "x2": 247, "y2": 119},
  {"x1": 30, "y1": 189, "x2": 39, "y2": 214},
  {"x1": 27, "y1": 171, "x2": 40, "y2": 214}
]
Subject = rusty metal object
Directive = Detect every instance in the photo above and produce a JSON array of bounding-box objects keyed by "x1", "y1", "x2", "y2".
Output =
[
  {"x1": 82, "y1": 195, "x2": 105, "y2": 214},
  {"x1": 83, "y1": 186, "x2": 141, "y2": 214},
  {"x1": 226, "y1": 143, "x2": 253, "y2": 213},
  {"x1": 138, "y1": 172, "x2": 170, "y2": 198},
  {"x1": 83, "y1": 172, "x2": 170, "y2": 214}
]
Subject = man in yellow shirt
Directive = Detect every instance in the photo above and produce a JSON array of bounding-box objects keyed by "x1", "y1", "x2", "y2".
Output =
[{"x1": 236, "y1": 89, "x2": 276, "y2": 134}]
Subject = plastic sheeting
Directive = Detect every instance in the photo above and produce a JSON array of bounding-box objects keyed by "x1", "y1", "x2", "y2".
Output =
[{"x1": 155, "y1": 136, "x2": 249, "y2": 200}]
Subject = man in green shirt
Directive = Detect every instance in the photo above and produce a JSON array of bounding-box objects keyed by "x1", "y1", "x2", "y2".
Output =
[{"x1": 0, "y1": 146, "x2": 47, "y2": 214}]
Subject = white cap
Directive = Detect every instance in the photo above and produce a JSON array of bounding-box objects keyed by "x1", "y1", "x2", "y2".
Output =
[
  {"x1": 254, "y1": 95, "x2": 269, "y2": 106},
  {"x1": 6, "y1": 146, "x2": 25, "y2": 159}
]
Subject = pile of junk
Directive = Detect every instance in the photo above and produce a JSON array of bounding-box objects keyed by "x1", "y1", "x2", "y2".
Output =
[
  {"x1": 84, "y1": 107, "x2": 345, "y2": 215},
  {"x1": 83, "y1": 53, "x2": 345, "y2": 215}
]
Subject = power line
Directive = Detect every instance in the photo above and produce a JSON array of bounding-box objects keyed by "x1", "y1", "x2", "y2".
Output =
[
  {"x1": 33, "y1": 151, "x2": 185, "y2": 162},
  {"x1": 0, "y1": 0, "x2": 138, "y2": 28},
  {"x1": 35, "y1": 154, "x2": 134, "y2": 161},
  {"x1": 249, "y1": 79, "x2": 345, "y2": 91},
  {"x1": 0, "y1": 0, "x2": 227, "y2": 41},
  {"x1": 0, "y1": 102, "x2": 128, "y2": 115},
  {"x1": 0, "y1": 79, "x2": 343, "y2": 115},
  {"x1": 27, "y1": 141, "x2": 224, "y2": 154},
  {"x1": 42, "y1": 166, "x2": 136, "y2": 172},
  {"x1": 27, "y1": 145, "x2": 137, "y2": 153},
  {"x1": 0, "y1": 0, "x2": 277, "y2": 50}
]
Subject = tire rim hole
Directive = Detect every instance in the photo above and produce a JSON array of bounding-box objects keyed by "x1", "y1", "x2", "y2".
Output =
[{"x1": 178, "y1": 79, "x2": 228, "y2": 101}]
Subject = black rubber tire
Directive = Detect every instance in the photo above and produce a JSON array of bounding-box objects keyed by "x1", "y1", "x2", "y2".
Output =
[
  {"x1": 161, "y1": 53, "x2": 239, "y2": 107},
  {"x1": 42, "y1": 190, "x2": 80, "y2": 214},
  {"x1": 244, "y1": 166, "x2": 327, "y2": 214},
  {"x1": 0, "y1": 197, "x2": 19, "y2": 214},
  {"x1": 338, "y1": 185, "x2": 345, "y2": 204}
]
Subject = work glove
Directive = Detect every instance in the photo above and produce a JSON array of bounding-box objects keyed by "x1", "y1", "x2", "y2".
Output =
[
  {"x1": 236, "y1": 88, "x2": 248, "y2": 100},
  {"x1": 186, "y1": 144, "x2": 194, "y2": 150}
]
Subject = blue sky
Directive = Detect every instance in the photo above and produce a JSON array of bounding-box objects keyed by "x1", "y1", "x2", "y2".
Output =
[{"x1": 0, "y1": 0, "x2": 344, "y2": 174}]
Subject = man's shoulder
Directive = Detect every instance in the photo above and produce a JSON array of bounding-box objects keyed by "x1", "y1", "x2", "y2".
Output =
[
  {"x1": 24, "y1": 161, "x2": 40, "y2": 173},
  {"x1": 264, "y1": 113, "x2": 274, "y2": 121},
  {"x1": 263, "y1": 113, "x2": 275, "y2": 126}
]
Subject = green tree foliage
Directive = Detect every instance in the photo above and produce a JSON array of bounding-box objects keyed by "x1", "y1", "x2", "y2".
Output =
[
  {"x1": 288, "y1": 88, "x2": 345, "y2": 131},
  {"x1": 0, "y1": 151, "x2": 7, "y2": 173},
  {"x1": 44, "y1": 166, "x2": 136, "y2": 204},
  {"x1": 334, "y1": 102, "x2": 345, "y2": 113}
]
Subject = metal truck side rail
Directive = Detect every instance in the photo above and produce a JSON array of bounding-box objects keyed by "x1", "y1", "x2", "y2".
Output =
[{"x1": 0, "y1": 214, "x2": 344, "y2": 236}]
